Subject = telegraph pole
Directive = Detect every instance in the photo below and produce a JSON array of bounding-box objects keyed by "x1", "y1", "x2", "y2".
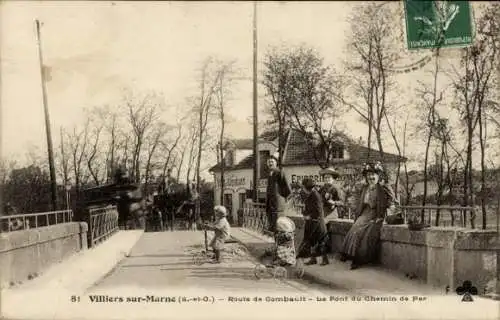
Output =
[
  {"x1": 252, "y1": 1, "x2": 260, "y2": 202},
  {"x1": 35, "y1": 20, "x2": 58, "y2": 211}
]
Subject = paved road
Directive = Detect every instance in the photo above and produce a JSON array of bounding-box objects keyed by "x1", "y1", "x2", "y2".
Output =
[{"x1": 87, "y1": 231, "x2": 342, "y2": 296}]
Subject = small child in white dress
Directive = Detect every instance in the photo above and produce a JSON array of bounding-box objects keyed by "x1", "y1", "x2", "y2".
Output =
[{"x1": 204, "y1": 205, "x2": 231, "y2": 263}]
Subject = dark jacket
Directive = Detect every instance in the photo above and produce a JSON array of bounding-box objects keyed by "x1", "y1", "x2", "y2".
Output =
[
  {"x1": 266, "y1": 169, "x2": 292, "y2": 213},
  {"x1": 319, "y1": 184, "x2": 342, "y2": 215},
  {"x1": 303, "y1": 189, "x2": 324, "y2": 220},
  {"x1": 354, "y1": 183, "x2": 396, "y2": 220}
]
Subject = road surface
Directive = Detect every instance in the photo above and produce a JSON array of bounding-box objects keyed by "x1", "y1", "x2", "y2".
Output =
[{"x1": 87, "y1": 231, "x2": 343, "y2": 296}]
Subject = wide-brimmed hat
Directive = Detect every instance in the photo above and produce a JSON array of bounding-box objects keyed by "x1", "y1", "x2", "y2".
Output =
[
  {"x1": 319, "y1": 167, "x2": 340, "y2": 179},
  {"x1": 214, "y1": 205, "x2": 227, "y2": 217},
  {"x1": 362, "y1": 162, "x2": 384, "y2": 176}
]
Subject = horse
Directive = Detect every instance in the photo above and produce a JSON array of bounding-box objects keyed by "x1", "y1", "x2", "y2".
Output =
[
  {"x1": 115, "y1": 184, "x2": 147, "y2": 230},
  {"x1": 154, "y1": 182, "x2": 199, "y2": 231}
]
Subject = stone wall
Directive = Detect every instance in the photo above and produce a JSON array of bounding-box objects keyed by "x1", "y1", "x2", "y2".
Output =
[
  {"x1": 0, "y1": 222, "x2": 88, "y2": 288},
  {"x1": 326, "y1": 218, "x2": 500, "y2": 295}
]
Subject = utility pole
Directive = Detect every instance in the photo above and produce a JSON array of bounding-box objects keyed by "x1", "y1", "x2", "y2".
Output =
[
  {"x1": 252, "y1": 1, "x2": 260, "y2": 203},
  {"x1": 35, "y1": 20, "x2": 58, "y2": 211}
]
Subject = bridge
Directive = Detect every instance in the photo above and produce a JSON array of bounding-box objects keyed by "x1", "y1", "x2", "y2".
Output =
[{"x1": 1, "y1": 203, "x2": 499, "y2": 320}]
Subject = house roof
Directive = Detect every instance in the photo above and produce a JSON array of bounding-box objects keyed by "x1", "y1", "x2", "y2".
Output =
[
  {"x1": 224, "y1": 139, "x2": 253, "y2": 150},
  {"x1": 209, "y1": 129, "x2": 407, "y2": 172}
]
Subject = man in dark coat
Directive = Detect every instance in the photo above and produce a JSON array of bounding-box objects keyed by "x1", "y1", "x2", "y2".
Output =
[
  {"x1": 266, "y1": 152, "x2": 292, "y2": 233},
  {"x1": 297, "y1": 178, "x2": 330, "y2": 265}
]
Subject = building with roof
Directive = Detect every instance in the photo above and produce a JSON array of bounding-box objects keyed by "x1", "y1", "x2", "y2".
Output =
[{"x1": 208, "y1": 128, "x2": 406, "y2": 222}]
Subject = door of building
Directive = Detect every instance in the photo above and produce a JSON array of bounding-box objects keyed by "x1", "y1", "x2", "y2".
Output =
[{"x1": 223, "y1": 193, "x2": 233, "y2": 224}]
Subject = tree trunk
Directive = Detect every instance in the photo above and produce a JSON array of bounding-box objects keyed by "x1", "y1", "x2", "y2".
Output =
[
  {"x1": 479, "y1": 105, "x2": 487, "y2": 229},
  {"x1": 219, "y1": 121, "x2": 225, "y2": 205},
  {"x1": 422, "y1": 128, "x2": 432, "y2": 222}
]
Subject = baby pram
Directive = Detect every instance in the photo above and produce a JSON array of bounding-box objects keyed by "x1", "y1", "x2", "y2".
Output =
[
  {"x1": 192, "y1": 223, "x2": 249, "y2": 265},
  {"x1": 253, "y1": 216, "x2": 305, "y2": 280}
]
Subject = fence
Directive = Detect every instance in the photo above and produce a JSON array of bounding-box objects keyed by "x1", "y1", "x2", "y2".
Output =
[
  {"x1": 0, "y1": 210, "x2": 73, "y2": 233},
  {"x1": 88, "y1": 206, "x2": 119, "y2": 247},
  {"x1": 242, "y1": 202, "x2": 269, "y2": 235},
  {"x1": 242, "y1": 201, "x2": 490, "y2": 233},
  {"x1": 399, "y1": 205, "x2": 483, "y2": 228}
]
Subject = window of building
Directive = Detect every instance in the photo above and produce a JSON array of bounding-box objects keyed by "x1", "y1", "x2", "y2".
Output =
[
  {"x1": 259, "y1": 150, "x2": 270, "y2": 178},
  {"x1": 337, "y1": 146, "x2": 344, "y2": 159},
  {"x1": 238, "y1": 193, "x2": 246, "y2": 209},
  {"x1": 223, "y1": 193, "x2": 233, "y2": 216}
]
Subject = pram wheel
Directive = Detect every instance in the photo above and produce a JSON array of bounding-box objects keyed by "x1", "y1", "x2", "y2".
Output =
[
  {"x1": 235, "y1": 246, "x2": 249, "y2": 256},
  {"x1": 254, "y1": 264, "x2": 267, "y2": 280},
  {"x1": 294, "y1": 260, "x2": 305, "y2": 279},
  {"x1": 193, "y1": 252, "x2": 206, "y2": 265},
  {"x1": 273, "y1": 266, "x2": 287, "y2": 279},
  {"x1": 295, "y1": 266, "x2": 305, "y2": 279}
]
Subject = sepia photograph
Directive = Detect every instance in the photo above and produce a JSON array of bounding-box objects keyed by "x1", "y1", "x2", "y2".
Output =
[{"x1": 0, "y1": 1, "x2": 499, "y2": 319}]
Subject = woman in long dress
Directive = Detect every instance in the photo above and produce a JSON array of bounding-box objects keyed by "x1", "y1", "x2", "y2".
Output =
[
  {"x1": 339, "y1": 162, "x2": 397, "y2": 270},
  {"x1": 297, "y1": 178, "x2": 330, "y2": 266}
]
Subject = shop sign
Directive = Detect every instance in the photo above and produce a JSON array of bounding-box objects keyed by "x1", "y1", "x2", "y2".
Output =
[{"x1": 215, "y1": 175, "x2": 247, "y2": 188}]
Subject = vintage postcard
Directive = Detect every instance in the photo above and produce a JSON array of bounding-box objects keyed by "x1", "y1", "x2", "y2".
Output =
[{"x1": 0, "y1": 1, "x2": 498, "y2": 319}]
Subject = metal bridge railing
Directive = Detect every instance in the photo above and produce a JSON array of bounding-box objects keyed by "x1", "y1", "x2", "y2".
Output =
[
  {"x1": 89, "y1": 206, "x2": 119, "y2": 247},
  {"x1": 242, "y1": 202, "x2": 269, "y2": 235},
  {"x1": 0, "y1": 210, "x2": 73, "y2": 233},
  {"x1": 399, "y1": 205, "x2": 479, "y2": 228},
  {"x1": 242, "y1": 201, "x2": 483, "y2": 231}
]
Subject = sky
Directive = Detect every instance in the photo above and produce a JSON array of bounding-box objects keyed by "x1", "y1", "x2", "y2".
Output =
[{"x1": 1, "y1": 1, "x2": 486, "y2": 173}]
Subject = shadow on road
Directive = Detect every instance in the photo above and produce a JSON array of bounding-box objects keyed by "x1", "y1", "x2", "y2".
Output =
[
  {"x1": 121, "y1": 261, "x2": 194, "y2": 268},
  {"x1": 127, "y1": 254, "x2": 189, "y2": 258}
]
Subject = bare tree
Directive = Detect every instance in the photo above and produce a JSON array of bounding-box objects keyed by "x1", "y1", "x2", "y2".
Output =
[
  {"x1": 186, "y1": 121, "x2": 199, "y2": 184},
  {"x1": 262, "y1": 47, "x2": 295, "y2": 161},
  {"x1": 382, "y1": 111, "x2": 408, "y2": 198},
  {"x1": 161, "y1": 123, "x2": 183, "y2": 179},
  {"x1": 125, "y1": 91, "x2": 162, "y2": 183},
  {"x1": 143, "y1": 122, "x2": 171, "y2": 192},
  {"x1": 85, "y1": 111, "x2": 105, "y2": 186},
  {"x1": 96, "y1": 106, "x2": 121, "y2": 183},
  {"x1": 58, "y1": 127, "x2": 70, "y2": 185},
  {"x1": 400, "y1": 120, "x2": 415, "y2": 205},
  {"x1": 450, "y1": 3, "x2": 499, "y2": 229},
  {"x1": 214, "y1": 61, "x2": 235, "y2": 203},
  {"x1": 67, "y1": 121, "x2": 90, "y2": 192},
  {"x1": 262, "y1": 45, "x2": 348, "y2": 168},
  {"x1": 193, "y1": 58, "x2": 222, "y2": 197},
  {"x1": 340, "y1": 2, "x2": 399, "y2": 157},
  {"x1": 415, "y1": 52, "x2": 446, "y2": 219}
]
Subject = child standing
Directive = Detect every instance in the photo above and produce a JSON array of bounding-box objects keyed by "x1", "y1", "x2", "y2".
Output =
[{"x1": 204, "y1": 205, "x2": 231, "y2": 264}]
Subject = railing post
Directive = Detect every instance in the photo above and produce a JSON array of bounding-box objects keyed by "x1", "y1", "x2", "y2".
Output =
[{"x1": 470, "y1": 207, "x2": 476, "y2": 229}]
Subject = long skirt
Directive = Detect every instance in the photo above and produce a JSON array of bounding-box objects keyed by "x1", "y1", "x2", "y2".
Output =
[
  {"x1": 297, "y1": 219, "x2": 330, "y2": 258},
  {"x1": 341, "y1": 205, "x2": 382, "y2": 264}
]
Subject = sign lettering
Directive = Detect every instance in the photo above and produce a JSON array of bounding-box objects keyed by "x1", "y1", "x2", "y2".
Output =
[{"x1": 215, "y1": 176, "x2": 246, "y2": 188}]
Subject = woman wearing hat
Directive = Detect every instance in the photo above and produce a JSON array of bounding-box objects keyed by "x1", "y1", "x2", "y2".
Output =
[
  {"x1": 297, "y1": 177, "x2": 330, "y2": 265},
  {"x1": 318, "y1": 167, "x2": 344, "y2": 219},
  {"x1": 339, "y1": 162, "x2": 397, "y2": 269}
]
